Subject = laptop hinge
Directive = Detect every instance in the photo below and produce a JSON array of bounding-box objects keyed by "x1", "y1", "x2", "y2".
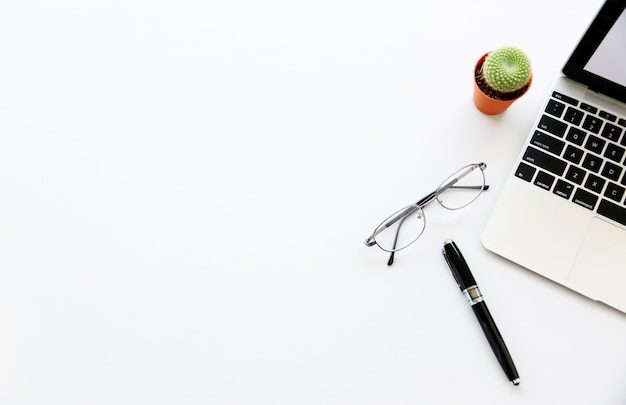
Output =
[{"x1": 583, "y1": 87, "x2": 626, "y2": 117}]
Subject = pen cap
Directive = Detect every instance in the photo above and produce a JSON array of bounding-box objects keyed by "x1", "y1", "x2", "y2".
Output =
[{"x1": 442, "y1": 239, "x2": 476, "y2": 289}]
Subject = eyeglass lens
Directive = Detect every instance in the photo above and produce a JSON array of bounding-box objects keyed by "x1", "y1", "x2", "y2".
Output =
[
  {"x1": 435, "y1": 164, "x2": 486, "y2": 210},
  {"x1": 372, "y1": 204, "x2": 425, "y2": 252}
]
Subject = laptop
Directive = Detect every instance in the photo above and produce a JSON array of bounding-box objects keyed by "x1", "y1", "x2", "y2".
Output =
[{"x1": 482, "y1": 0, "x2": 626, "y2": 313}]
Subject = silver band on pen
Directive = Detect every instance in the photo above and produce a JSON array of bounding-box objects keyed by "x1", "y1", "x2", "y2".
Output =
[{"x1": 463, "y1": 285, "x2": 484, "y2": 306}]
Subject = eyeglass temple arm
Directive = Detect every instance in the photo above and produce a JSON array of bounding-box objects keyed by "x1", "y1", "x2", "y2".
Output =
[
  {"x1": 414, "y1": 190, "x2": 437, "y2": 207},
  {"x1": 412, "y1": 185, "x2": 489, "y2": 209},
  {"x1": 437, "y1": 163, "x2": 489, "y2": 194},
  {"x1": 386, "y1": 211, "x2": 415, "y2": 266}
]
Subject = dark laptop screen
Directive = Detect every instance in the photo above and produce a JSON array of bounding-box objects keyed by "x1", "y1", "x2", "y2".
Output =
[
  {"x1": 585, "y1": 9, "x2": 626, "y2": 88},
  {"x1": 563, "y1": 0, "x2": 626, "y2": 103}
]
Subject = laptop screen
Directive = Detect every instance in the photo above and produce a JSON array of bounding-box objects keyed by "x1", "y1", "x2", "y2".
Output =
[
  {"x1": 562, "y1": 0, "x2": 626, "y2": 104},
  {"x1": 584, "y1": 11, "x2": 626, "y2": 88}
]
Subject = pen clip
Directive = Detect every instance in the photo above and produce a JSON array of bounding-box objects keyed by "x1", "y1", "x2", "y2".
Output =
[{"x1": 442, "y1": 245, "x2": 463, "y2": 288}]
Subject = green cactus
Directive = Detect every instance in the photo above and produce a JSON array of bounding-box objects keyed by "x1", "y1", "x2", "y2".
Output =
[{"x1": 482, "y1": 47, "x2": 531, "y2": 93}]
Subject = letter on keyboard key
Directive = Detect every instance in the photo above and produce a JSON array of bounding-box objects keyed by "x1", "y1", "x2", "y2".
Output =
[{"x1": 597, "y1": 199, "x2": 626, "y2": 226}]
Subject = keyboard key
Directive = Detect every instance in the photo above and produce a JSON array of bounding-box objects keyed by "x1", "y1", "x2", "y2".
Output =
[
  {"x1": 538, "y1": 115, "x2": 567, "y2": 137},
  {"x1": 565, "y1": 165, "x2": 586, "y2": 185},
  {"x1": 515, "y1": 162, "x2": 536, "y2": 182},
  {"x1": 566, "y1": 127, "x2": 586, "y2": 145},
  {"x1": 604, "y1": 143, "x2": 625, "y2": 163},
  {"x1": 582, "y1": 153, "x2": 604, "y2": 173},
  {"x1": 584, "y1": 135, "x2": 606, "y2": 154},
  {"x1": 604, "y1": 183, "x2": 625, "y2": 203},
  {"x1": 552, "y1": 91, "x2": 579, "y2": 106},
  {"x1": 601, "y1": 123, "x2": 622, "y2": 142},
  {"x1": 619, "y1": 118, "x2": 626, "y2": 127},
  {"x1": 534, "y1": 171, "x2": 555, "y2": 190},
  {"x1": 602, "y1": 161, "x2": 623, "y2": 181},
  {"x1": 580, "y1": 103, "x2": 598, "y2": 114},
  {"x1": 597, "y1": 199, "x2": 626, "y2": 226},
  {"x1": 545, "y1": 99, "x2": 566, "y2": 118},
  {"x1": 573, "y1": 188, "x2": 598, "y2": 210},
  {"x1": 582, "y1": 115, "x2": 603, "y2": 134},
  {"x1": 599, "y1": 110, "x2": 617, "y2": 122},
  {"x1": 584, "y1": 173, "x2": 605, "y2": 193},
  {"x1": 554, "y1": 179, "x2": 575, "y2": 199},
  {"x1": 522, "y1": 146, "x2": 567, "y2": 176},
  {"x1": 564, "y1": 107, "x2": 584, "y2": 126},
  {"x1": 530, "y1": 131, "x2": 565, "y2": 155},
  {"x1": 564, "y1": 145, "x2": 584, "y2": 165}
]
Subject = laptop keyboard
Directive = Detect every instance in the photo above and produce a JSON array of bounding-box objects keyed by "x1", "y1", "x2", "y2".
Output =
[{"x1": 515, "y1": 91, "x2": 626, "y2": 227}]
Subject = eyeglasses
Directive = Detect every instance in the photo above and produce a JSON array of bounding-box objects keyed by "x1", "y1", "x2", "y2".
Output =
[{"x1": 364, "y1": 163, "x2": 489, "y2": 266}]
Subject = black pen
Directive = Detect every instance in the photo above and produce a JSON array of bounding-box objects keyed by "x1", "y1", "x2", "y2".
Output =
[{"x1": 442, "y1": 239, "x2": 520, "y2": 385}]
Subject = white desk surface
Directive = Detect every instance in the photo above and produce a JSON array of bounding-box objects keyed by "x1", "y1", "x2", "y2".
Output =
[{"x1": 1, "y1": 0, "x2": 625, "y2": 403}]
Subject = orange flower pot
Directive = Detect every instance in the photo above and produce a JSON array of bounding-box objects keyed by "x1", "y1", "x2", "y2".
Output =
[{"x1": 473, "y1": 53, "x2": 532, "y2": 115}]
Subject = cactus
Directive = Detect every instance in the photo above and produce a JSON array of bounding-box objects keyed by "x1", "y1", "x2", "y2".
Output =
[{"x1": 482, "y1": 47, "x2": 531, "y2": 94}]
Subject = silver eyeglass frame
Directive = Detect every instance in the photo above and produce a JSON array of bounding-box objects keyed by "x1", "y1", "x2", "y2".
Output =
[{"x1": 364, "y1": 163, "x2": 489, "y2": 265}]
